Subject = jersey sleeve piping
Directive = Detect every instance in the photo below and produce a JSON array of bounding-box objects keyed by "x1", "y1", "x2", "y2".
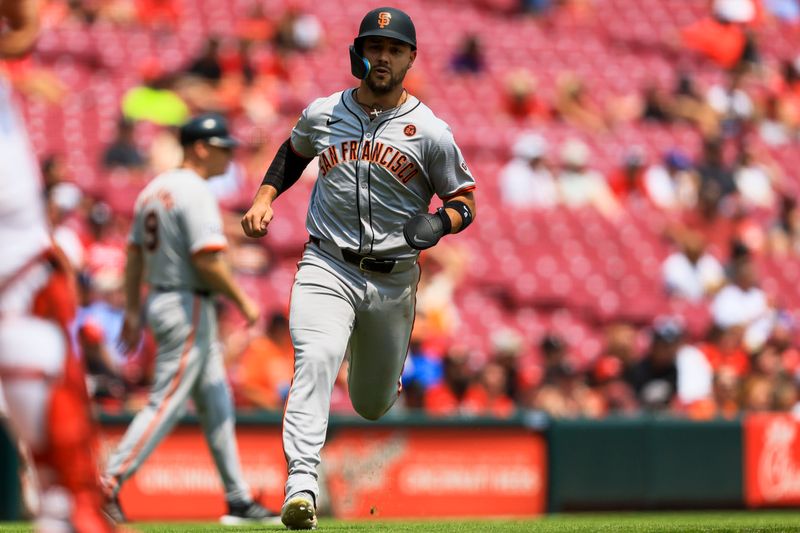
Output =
[{"x1": 441, "y1": 185, "x2": 477, "y2": 202}]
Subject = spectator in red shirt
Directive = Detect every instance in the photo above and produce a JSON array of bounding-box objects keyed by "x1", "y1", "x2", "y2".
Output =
[
  {"x1": 233, "y1": 311, "x2": 294, "y2": 410},
  {"x1": 461, "y1": 362, "x2": 516, "y2": 418},
  {"x1": 424, "y1": 346, "x2": 475, "y2": 417},
  {"x1": 609, "y1": 147, "x2": 649, "y2": 205},
  {"x1": 680, "y1": 0, "x2": 755, "y2": 70},
  {"x1": 502, "y1": 69, "x2": 551, "y2": 123},
  {"x1": 698, "y1": 324, "x2": 751, "y2": 377}
]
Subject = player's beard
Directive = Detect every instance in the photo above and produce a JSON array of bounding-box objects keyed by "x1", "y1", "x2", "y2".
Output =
[{"x1": 365, "y1": 65, "x2": 407, "y2": 95}]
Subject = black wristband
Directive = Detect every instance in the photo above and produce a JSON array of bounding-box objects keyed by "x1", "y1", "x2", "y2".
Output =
[
  {"x1": 444, "y1": 200, "x2": 473, "y2": 232},
  {"x1": 435, "y1": 207, "x2": 452, "y2": 235}
]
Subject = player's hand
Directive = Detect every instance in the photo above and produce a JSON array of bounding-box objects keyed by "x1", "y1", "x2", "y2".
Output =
[
  {"x1": 403, "y1": 209, "x2": 450, "y2": 250},
  {"x1": 241, "y1": 201, "x2": 274, "y2": 238},
  {"x1": 240, "y1": 297, "x2": 261, "y2": 326},
  {"x1": 120, "y1": 311, "x2": 142, "y2": 353}
]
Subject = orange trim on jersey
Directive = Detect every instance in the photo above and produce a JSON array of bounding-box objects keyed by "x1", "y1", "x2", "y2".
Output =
[
  {"x1": 192, "y1": 243, "x2": 227, "y2": 256},
  {"x1": 113, "y1": 295, "x2": 201, "y2": 484},
  {"x1": 441, "y1": 185, "x2": 476, "y2": 202},
  {"x1": 0, "y1": 366, "x2": 52, "y2": 381}
]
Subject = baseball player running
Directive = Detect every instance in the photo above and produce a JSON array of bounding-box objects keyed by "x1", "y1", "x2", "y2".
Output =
[
  {"x1": 102, "y1": 114, "x2": 280, "y2": 526},
  {"x1": 0, "y1": 1, "x2": 116, "y2": 531},
  {"x1": 242, "y1": 6, "x2": 477, "y2": 529}
]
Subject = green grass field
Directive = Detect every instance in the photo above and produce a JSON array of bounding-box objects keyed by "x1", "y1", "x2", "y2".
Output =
[{"x1": 4, "y1": 511, "x2": 800, "y2": 532}]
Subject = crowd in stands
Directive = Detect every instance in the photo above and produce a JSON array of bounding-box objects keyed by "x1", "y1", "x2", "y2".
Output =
[{"x1": 10, "y1": 0, "x2": 800, "y2": 420}]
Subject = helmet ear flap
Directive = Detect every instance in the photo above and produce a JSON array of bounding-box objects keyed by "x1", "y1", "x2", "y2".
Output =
[{"x1": 349, "y1": 44, "x2": 370, "y2": 79}]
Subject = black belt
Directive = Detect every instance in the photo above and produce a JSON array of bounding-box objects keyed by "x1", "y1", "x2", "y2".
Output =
[
  {"x1": 310, "y1": 237, "x2": 397, "y2": 274},
  {"x1": 154, "y1": 285, "x2": 212, "y2": 297}
]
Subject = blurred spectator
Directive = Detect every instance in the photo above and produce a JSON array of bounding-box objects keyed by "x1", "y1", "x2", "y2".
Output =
[
  {"x1": 530, "y1": 360, "x2": 604, "y2": 418},
  {"x1": 734, "y1": 145, "x2": 780, "y2": 209},
  {"x1": 84, "y1": 200, "x2": 127, "y2": 275},
  {"x1": 767, "y1": 195, "x2": 800, "y2": 255},
  {"x1": 234, "y1": 311, "x2": 294, "y2": 410},
  {"x1": 556, "y1": 139, "x2": 620, "y2": 217},
  {"x1": 676, "y1": 338, "x2": 715, "y2": 408},
  {"x1": 74, "y1": 268, "x2": 127, "y2": 406},
  {"x1": 450, "y1": 35, "x2": 485, "y2": 74},
  {"x1": 47, "y1": 181, "x2": 86, "y2": 270},
  {"x1": 742, "y1": 374, "x2": 775, "y2": 411},
  {"x1": 424, "y1": 346, "x2": 476, "y2": 416},
  {"x1": 711, "y1": 255, "x2": 774, "y2": 351},
  {"x1": 102, "y1": 118, "x2": 146, "y2": 170},
  {"x1": 677, "y1": 177, "x2": 738, "y2": 257},
  {"x1": 501, "y1": 69, "x2": 551, "y2": 122},
  {"x1": 625, "y1": 318, "x2": 684, "y2": 411},
  {"x1": 554, "y1": 73, "x2": 608, "y2": 132},
  {"x1": 537, "y1": 333, "x2": 567, "y2": 382},
  {"x1": 186, "y1": 37, "x2": 223, "y2": 84},
  {"x1": 401, "y1": 339, "x2": 444, "y2": 410},
  {"x1": 706, "y1": 71, "x2": 755, "y2": 138},
  {"x1": 220, "y1": 38, "x2": 257, "y2": 86},
  {"x1": 680, "y1": 0, "x2": 754, "y2": 70},
  {"x1": 274, "y1": 8, "x2": 323, "y2": 53},
  {"x1": 1, "y1": 56, "x2": 67, "y2": 105},
  {"x1": 662, "y1": 230, "x2": 726, "y2": 301},
  {"x1": 758, "y1": 93, "x2": 795, "y2": 145},
  {"x1": 461, "y1": 362, "x2": 516, "y2": 418},
  {"x1": 697, "y1": 137, "x2": 737, "y2": 199},
  {"x1": 413, "y1": 243, "x2": 468, "y2": 346},
  {"x1": 683, "y1": 366, "x2": 742, "y2": 419},
  {"x1": 643, "y1": 149, "x2": 698, "y2": 210},
  {"x1": 590, "y1": 355, "x2": 639, "y2": 415},
  {"x1": 640, "y1": 83, "x2": 674, "y2": 124},
  {"x1": 122, "y1": 60, "x2": 189, "y2": 126},
  {"x1": 671, "y1": 72, "x2": 720, "y2": 136},
  {"x1": 236, "y1": 4, "x2": 274, "y2": 42},
  {"x1": 608, "y1": 147, "x2": 648, "y2": 204},
  {"x1": 499, "y1": 132, "x2": 558, "y2": 208},
  {"x1": 489, "y1": 328, "x2": 527, "y2": 402}
]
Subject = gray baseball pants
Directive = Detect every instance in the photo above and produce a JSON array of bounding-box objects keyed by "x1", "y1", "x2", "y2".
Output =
[
  {"x1": 283, "y1": 242, "x2": 419, "y2": 504},
  {"x1": 104, "y1": 291, "x2": 251, "y2": 505}
]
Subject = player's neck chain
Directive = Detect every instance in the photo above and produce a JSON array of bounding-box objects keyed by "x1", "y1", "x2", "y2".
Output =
[{"x1": 355, "y1": 89, "x2": 408, "y2": 120}]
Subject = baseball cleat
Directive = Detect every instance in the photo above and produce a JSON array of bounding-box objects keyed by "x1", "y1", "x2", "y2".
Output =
[
  {"x1": 281, "y1": 492, "x2": 317, "y2": 530},
  {"x1": 101, "y1": 495, "x2": 126, "y2": 524},
  {"x1": 220, "y1": 500, "x2": 282, "y2": 526}
]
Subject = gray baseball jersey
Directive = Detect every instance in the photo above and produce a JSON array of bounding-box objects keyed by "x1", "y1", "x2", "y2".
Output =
[
  {"x1": 280, "y1": 89, "x2": 476, "y2": 506},
  {"x1": 291, "y1": 88, "x2": 476, "y2": 258},
  {"x1": 130, "y1": 168, "x2": 227, "y2": 290},
  {"x1": 105, "y1": 168, "x2": 252, "y2": 507}
]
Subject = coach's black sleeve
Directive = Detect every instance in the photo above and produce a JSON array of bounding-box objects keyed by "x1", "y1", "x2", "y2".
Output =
[{"x1": 261, "y1": 138, "x2": 314, "y2": 197}]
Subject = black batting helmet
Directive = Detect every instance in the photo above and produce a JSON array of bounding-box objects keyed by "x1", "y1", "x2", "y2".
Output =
[{"x1": 349, "y1": 7, "x2": 416, "y2": 79}]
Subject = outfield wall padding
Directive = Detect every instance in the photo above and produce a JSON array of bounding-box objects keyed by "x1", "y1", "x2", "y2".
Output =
[{"x1": 547, "y1": 417, "x2": 742, "y2": 511}]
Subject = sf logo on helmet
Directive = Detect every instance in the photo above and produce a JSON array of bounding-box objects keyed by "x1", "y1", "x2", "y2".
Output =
[{"x1": 378, "y1": 12, "x2": 392, "y2": 28}]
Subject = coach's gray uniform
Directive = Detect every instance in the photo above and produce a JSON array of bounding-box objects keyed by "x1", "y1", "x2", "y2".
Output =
[
  {"x1": 283, "y1": 89, "x2": 476, "y2": 502},
  {"x1": 104, "y1": 169, "x2": 251, "y2": 505}
]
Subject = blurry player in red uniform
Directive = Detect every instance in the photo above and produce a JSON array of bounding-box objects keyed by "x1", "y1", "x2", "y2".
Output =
[{"x1": 0, "y1": 1, "x2": 114, "y2": 531}]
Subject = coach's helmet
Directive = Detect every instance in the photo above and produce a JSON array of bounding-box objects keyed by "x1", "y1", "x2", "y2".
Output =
[
  {"x1": 179, "y1": 113, "x2": 239, "y2": 148},
  {"x1": 350, "y1": 7, "x2": 416, "y2": 79}
]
